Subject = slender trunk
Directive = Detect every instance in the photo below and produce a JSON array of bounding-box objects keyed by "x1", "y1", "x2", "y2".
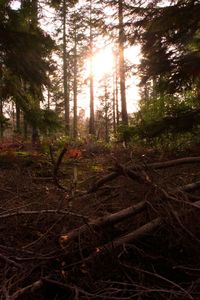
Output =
[
  {"x1": 73, "y1": 29, "x2": 78, "y2": 139},
  {"x1": 16, "y1": 103, "x2": 21, "y2": 134},
  {"x1": 115, "y1": 51, "x2": 120, "y2": 125},
  {"x1": 0, "y1": 65, "x2": 3, "y2": 139},
  {"x1": 12, "y1": 101, "x2": 15, "y2": 132},
  {"x1": 104, "y1": 80, "x2": 109, "y2": 143},
  {"x1": 89, "y1": 0, "x2": 95, "y2": 135},
  {"x1": 63, "y1": 0, "x2": 70, "y2": 135},
  {"x1": 0, "y1": 99, "x2": 3, "y2": 139},
  {"x1": 118, "y1": 0, "x2": 128, "y2": 125},
  {"x1": 23, "y1": 113, "x2": 28, "y2": 140},
  {"x1": 47, "y1": 86, "x2": 50, "y2": 110},
  {"x1": 112, "y1": 72, "x2": 116, "y2": 134}
]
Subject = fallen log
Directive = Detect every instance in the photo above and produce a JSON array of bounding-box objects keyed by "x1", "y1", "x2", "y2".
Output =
[
  {"x1": 85, "y1": 200, "x2": 200, "y2": 263},
  {"x1": 59, "y1": 200, "x2": 147, "y2": 247},
  {"x1": 60, "y1": 180, "x2": 200, "y2": 248},
  {"x1": 146, "y1": 156, "x2": 200, "y2": 170},
  {"x1": 84, "y1": 217, "x2": 161, "y2": 262},
  {"x1": 88, "y1": 156, "x2": 200, "y2": 193}
]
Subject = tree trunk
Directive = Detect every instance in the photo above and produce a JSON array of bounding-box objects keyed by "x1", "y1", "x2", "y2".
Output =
[
  {"x1": 63, "y1": 0, "x2": 70, "y2": 135},
  {"x1": 23, "y1": 113, "x2": 28, "y2": 140},
  {"x1": 112, "y1": 71, "x2": 116, "y2": 134},
  {"x1": 30, "y1": 0, "x2": 40, "y2": 144},
  {"x1": 73, "y1": 28, "x2": 78, "y2": 139},
  {"x1": 104, "y1": 79, "x2": 109, "y2": 143},
  {"x1": 16, "y1": 103, "x2": 21, "y2": 134},
  {"x1": 0, "y1": 98, "x2": 3, "y2": 139},
  {"x1": 89, "y1": 0, "x2": 95, "y2": 136},
  {"x1": 114, "y1": 50, "x2": 120, "y2": 125},
  {"x1": 118, "y1": 0, "x2": 128, "y2": 125}
]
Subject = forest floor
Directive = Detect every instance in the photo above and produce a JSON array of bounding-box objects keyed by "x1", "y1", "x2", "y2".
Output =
[{"x1": 0, "y1": 143, "x2": 200, "y2": 300}]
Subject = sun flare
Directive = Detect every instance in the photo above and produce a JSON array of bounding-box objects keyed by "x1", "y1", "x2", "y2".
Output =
[
  {"x1": 82, "y1": 45, "x2": 141, "y2": 115},
  {"x1": 88, "y1": 47, "x2": 114, "y2": 79}
]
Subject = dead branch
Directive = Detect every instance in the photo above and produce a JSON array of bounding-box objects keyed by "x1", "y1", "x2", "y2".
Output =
[
  {"x1": 60, "y1": 179, "x2": 200, "y2": 247},
  {"x1": 0, "y1": 209, "x2": 89, "y2": 220},
  {"x1": 10, "y1": 278, "x2": 45, "y2": 300},
  {"x1": 114, "y1": 163, "x2": 152, "y2": 184},
  {"x1": 88, "y1": 172, "x2": 119, "y2": 193},
  {"x1": 88, "y1": 156, "x2": 200, "y2": 193},
  {"x1": 132, "y1": 267, "x2": 193, "y2": 300},
  {"x1": 85, "y1": 200, "x2": 200, "y2": 263},
  {"x1": 59, "y1": 200, "x2": 147, "y2": 247},
  {"x1": 181, "y1": 181, "x2": 200, "y2": 192},
  {"x1": 53, "y1": 146, "x2": 69, "y2": 191},
  {"x1": 85, "y1": 217, "x2": 161, "y2": 261},
  {"x1": 146, "y1": 156, "x2": 200, "y2": 170},
  {"x1": 0, "y1": 253, "x2": 22, "y2": 268}
]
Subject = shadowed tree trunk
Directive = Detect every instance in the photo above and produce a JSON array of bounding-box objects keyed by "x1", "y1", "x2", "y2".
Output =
[
  {"x1": 16, "y1": 103, "x2": 21, "y2": 134},
  {"x1": 23, "y1": 113, "x2": 28, "y2": 140},
  {"x1": 114, "y1": 48, "x2": 120, "y2": 126},
  {"x1": 112, "y1": 71, "x2": 116, "y2": 134},
  {"x1": 73, "y1": 28, "x2": 78, "y2": 139},
  {"x1": 118, "y1": 0, "x2": 128, "y2": 125},
  {"x1": 63, "y1": 0, "x2": 70, "y2": 135},
  {"x1": 89, "y1": 0, "x2": 95, "y2": 136},
  {"x1": 104, "y1": 78, "x2": 109, "y2": 143},
  {"x1": 0, "y1": 99, "x2": 3, "y2": 139}
]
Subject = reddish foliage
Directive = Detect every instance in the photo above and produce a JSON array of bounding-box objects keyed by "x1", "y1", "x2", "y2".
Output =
[
  {"x1": 65, "y1": 148, "x2": 82, "y2": 159},
  {"x1": 0, "y1": 138, "x2": 23, "y2": 152}
]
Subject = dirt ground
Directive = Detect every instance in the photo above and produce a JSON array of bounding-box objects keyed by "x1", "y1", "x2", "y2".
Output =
[{"x1": 1, "y1": 146, "x2": 200, "y2": 300}]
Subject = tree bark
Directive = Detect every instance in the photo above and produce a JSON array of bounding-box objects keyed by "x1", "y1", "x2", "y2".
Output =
[
  {"x1": 118, "y1": 0, "x2": 128, "y2": 125},
  {"x1": 73, "y1": 28, "x2": 78, "y2": 139},
  {"x1": 16, "y1": 103, "x2": 21, "y2": 134},
  {"x1": 63, "y1": 0, "x2": 70, "y2": 135},
  {"x1": 0, "y1": 98, "x2": 3, "y2": 139},
  {"x1": 112, "y1": 71, "x2": 116, "y2": 133},
  {"x1": 89, "y1": 0, "x2": 95, "y2": 135},
  {"x1": 59, "y1": 200, "x2": 146, "y2": 246}
]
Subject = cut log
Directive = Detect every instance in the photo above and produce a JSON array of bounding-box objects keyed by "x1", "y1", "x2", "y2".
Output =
[
  {"x1": 85, "y1": 200, "x2": 200, "y2": 262},
  {"x1": 59, "y1": 200, "x2": 147, "y2": 247},
  {"x1": 60, "y1": 180, "x2": 200, "y2": 247},
  {"x1": 85, "y1": 217, "x2": 161, "y2": 261}
]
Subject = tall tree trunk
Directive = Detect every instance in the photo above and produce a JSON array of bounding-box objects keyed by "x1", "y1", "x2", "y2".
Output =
[
  {"x1": 112, "y1": 72, "x2": 116, "y2": 134},
  {"x1": 16, "y1": 103, "x2": 21, "y2": 134},
  {"x1": 114, "y1": 49, "x2": 120, "y2": 125},
  {"x1": 104, "y1": 79, "x2": 109, "y2": 143},
  {"x1": 63, "y1": 0, "x2": 70, "y2": 135},
  {"x1": 31, "y1": 0, "x2": 40, "y2": 144},
  {"x1": 47, "y1": 80, "x2": 50, "y2": 110},
  {"x1": 89, "y1": 0, "x2": 95, "y2": 135},
  {"x1": 0, "y1": 65, "x2": 3, "y2": 139},
  {"x1": 23, "y1": 113, "x2": 28, "y2": 140},
  {"x1": 116, "y1": 77, "x2": 120, "y2": 126},
  {"x1": 0, "y1": 99, "x2": 3, "y2": 139},
  {"x1": 118, "y1": 0, "x2": 128, "y2": 125},
  {"x1": 73, "y1": 29, "x2": 78, "y2": 139}
]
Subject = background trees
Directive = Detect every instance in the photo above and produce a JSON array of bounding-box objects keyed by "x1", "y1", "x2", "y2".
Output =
[{"x1": 0, "y1": 0, "x2": 199, "y2": 146}]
